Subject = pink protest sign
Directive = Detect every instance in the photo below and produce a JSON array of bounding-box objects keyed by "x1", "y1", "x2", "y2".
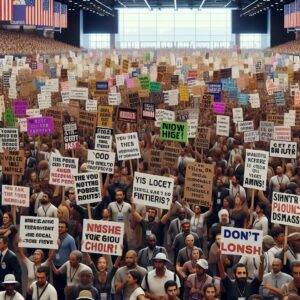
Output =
[
  {"x1": 27, "y1": 117, "x2": 54, "y2": 135},
  {"x1": 14, "y1": 100, "x2": 28, "y2": 117},
  {"x1": 213, "y1": 102, "x2": 225, "y2": 114},
  {"x1": 126, "y1": 78, "x2": 134, "y2": 88}
]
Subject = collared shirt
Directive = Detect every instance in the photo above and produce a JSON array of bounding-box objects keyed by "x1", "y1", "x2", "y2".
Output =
[{"x1": 262, "y1": 271, "x2": 293, "y2": 298}]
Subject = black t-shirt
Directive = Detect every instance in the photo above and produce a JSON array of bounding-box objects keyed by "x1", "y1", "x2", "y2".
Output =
[
  {"x1": 141, "y1": 219, "x2": 165, "y2": 247},
  {"x1": 222, "y1": 276, "x2": 261, "y2": 300}
]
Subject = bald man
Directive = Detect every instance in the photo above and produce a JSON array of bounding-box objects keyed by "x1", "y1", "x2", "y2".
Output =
[{"x1": 114, "y1": 250, "x2": 147, "y2": 300}]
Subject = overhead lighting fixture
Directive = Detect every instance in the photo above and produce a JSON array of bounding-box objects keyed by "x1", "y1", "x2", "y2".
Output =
[
  {"x1": 144, "y1": 0, "x2": 151, "y2": 10},
  {"x1": 199, "y1": 0, "x2": 205, "y2": 10},
  {"x1": 224, "y1": 0, "x2": 231, "y2": 7}
]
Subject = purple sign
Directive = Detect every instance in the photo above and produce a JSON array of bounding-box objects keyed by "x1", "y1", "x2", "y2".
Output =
[
  {"x1": 213, "y1": 102, "x2": 225, "y2": 115},
  {"x1": 14, "y1": 100, "x2": 28, "y2": 118},
  {"x1": 27, "y1": 117, "x2": 54, "y2": 135}
]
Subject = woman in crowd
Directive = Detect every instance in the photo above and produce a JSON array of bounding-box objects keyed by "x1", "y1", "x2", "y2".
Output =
[
  {"x1": 0, "y1": 212, "x2": 17, "y2": 251},
  {"x1": 127, "y1": 270, "x2": 145, "y2": 300}
]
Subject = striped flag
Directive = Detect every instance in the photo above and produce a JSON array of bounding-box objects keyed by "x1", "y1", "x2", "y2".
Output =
[
  {"x1": 291, "y1": 1, "x2": 296, "y2": 28},
  {"x1": 296, "y1": 0, "x2": 300, "y2": 27},
  {"x1": 42, "y1": 0, "x2": 53, "y2": 26},
  {"x1": 60, "y1": 3, "x2": 67, "y2": 28},
  {"x1": 0, "y1": 0, "x2": 13, "y2": 21},
  {"x1": 25, "y1": 0, "x2": 35, "y2": 24},
  {"x1": 284, "y1": 4, "x2": 290, "y2": 28},
  {"x1": 53, "y1": 1, "x2": 60, "y2": 28}
]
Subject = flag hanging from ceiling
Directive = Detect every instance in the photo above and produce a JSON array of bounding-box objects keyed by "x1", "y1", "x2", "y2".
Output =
[
  {"x1": 25, "y1": 0, "x2": 35, "y2": 25},
  {"x1": 12, "y1": 0, "x2": 26, "y2": 24},
  {"x1": 42, "y1": 0, "x2": 53, "y2": 26},
  {"x1": 0, "y1": 0, "x2": 13, "y2": 21},
  {"x1": 60, "y1": 3, "x2": 67, "y2": 28}
]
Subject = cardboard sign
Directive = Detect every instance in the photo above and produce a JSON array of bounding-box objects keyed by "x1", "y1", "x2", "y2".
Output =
[
  {"x1": 19, "y1": 216, "x2": 58, "y2": 249},
  {"x1": 184, "y1": 161, "x2": 214, "y2": 207},
  {"x1": 269, "y1": 140, "x2": 297, "y2": 159},
  {"x1": 160, "y1": 121, "x2": 188, "y2": 143},
  {"x1": 63, "y1": 122, "x2": 80, "y2": 150},
  {"x1": 87, "y1": 150, "x2": 115, "y2": 174},
  {"x1": 243, "y1": 149, "x2": 269, "y2": 191},
  {"x1": 2, "y1": 150, "x2": 25, "y2": 175},
  {"x1": 0, "y1": 128, "x2": 19, "y2": 152},
  {"x1": 49, "y1": 154, "x2": 79, "y2": 187},
  {"x1": 142, "y1": 103, "x2": 155, "y2": 120},
  {"x1": 259, "y1": 121, "x2": 274, "y2": 142},
  {"x1": 195, "y1": 127, "x2": 211, "y2": 150},
  {"x1": 149, "y1": 149, "x2": 163, "y2": 173},
  {"x1": 74, "y1": 173, "x2": 102, "y2": 205},
  {"x1": 118, "y1": 108, "x2": 137, "y2": 123},
  {"x1": 237, "y1": 121, "x2": 254, "y2": 133},
  {"x1": 2, "y1": 185, "x2": 30, "y2": 207},
  {"x1": 98, "y1": 106, "x2": 113, "y2": 128},
  {"x1": 163, "y1": 144, "x2": 181, "y2": 169},
  {"x1": 82, "y1": 220, "x2": 124, "y2": 256},
  {"x1": 69, "y1": 87, "x2": 88, "y2": 100},
  {"x1": 244, "y1": 130, "x2": 259, "y2": 143},
  {"x1": 95, "y1": 127, "x2": 113, "y2": 152},
  {"x1": 273, "y1": 126, "x2": 291, "y2": 141},
  {"x1": 271, "y1": 192, "x2": 300, "y2": 227},
  {"x1": 132, "y1": 172, "x2": 174, "y2": 210},
  {"x1": 115, "y1": 132, "x2": 141, "y2": 161},
  {"x1": 27, "y1": 117, "x2": 54, "y2": 135},
  {"x1": 221, "y1": 227, "x2": 263, "y2": 257},
  {"x1": 79, "y1": 110, "x2": 97, "y2": 133},
  {"x1": 216, "y1": 116, "x2": 229, "y2": 137}
]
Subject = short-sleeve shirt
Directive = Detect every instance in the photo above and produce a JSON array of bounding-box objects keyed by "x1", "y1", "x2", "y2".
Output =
[
  {"x1": 30, "y1": 281, "x2": 58, "y2": 300},
  {"x1": 58, "y1": 262, "x2": 91, "y2": 286}
]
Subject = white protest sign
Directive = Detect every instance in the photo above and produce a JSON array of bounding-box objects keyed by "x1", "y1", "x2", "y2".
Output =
[
  {"x1": 61, "y1": 91, "x2": 70, "y2": 104},
  {"x1": 45, "y1": 78, "x2": 59, "y2": 92},
  {"x1": 155, "y1": 109, "x2": 175, "y2": 127},
  {"x1": 19, "y1": 216, "x2": 58, "y2": 249},
  {"x1": 269, "y1": 140, "x2": 297, "y2": 159},
  {"x1": 133, "y1": 172, "x2": 174, "y2": 210},
  {"x1": 38, "y1": 93, "x2": 51, "y2": 109},
  {"x1": 237, "y1": 120, "x2": 254, "y2": 133},
  {"x1": 249, "y1": 93, "x2": 260, "y2": 108},
  {"x1": 216, "y1": 115, "x2": 230, "y2": 137},
  {"x1": 271, "y1": 192, "x2": 300, "y2": 227},
  {"x1": 244, "y1": 130, "x2": 259, "y2": 143},
  {"x1": 2, "y1": 185, "x2": 29, "y2": 207},
  {"x1": 243, "y1": 149, "x2": 269, "y2": 191},
  {"x1": 284, "y1": 111, "x2": 296, "y2": 127},
  {"x1": 273, "y1": 126, "x2": 291, "y2": 141},
  {"x1": 187, "y1": 119, "x2": 198, "y2": 138},
  {"x1": 74, "y1": 173, "x2": 102, "y2": 205},
  {"x1": 87, "y1": 150, "x2": 115, "y2": 174},
  {"x1": 86, "y1": 99, "x2": 98, "y2": 112},
  {"x1": 115, "y1": 132, "x2": 141, "y2": 161},
  {"x1": 259, "y1": 121, "x2": 274, "y2": 142},
  {"x1": 49, "y1": 154, "x2": 78, "y2": 187},
  {"x1": 0, "y1": 128, "x2": 19, "y2": 152},
  {"x1": 95, "y1": 127, "x2": 113, "y2": 152},
  {"x1": 69, "y1": 87, "x2": 88, "y2": 100},
  {"x1": 221, "y1": 227, "x2": 263, "y2": 257},
  {"x1": 232, "y1": 107, "x2": 243, "y2": 123},
  {"x1": 26, "y1": 109, "x2": 41, "y2": 117},
  {"x1": 82, "y1": 220, "x2": 124, "y2": 256},
  {"x1": 108, "y1": 92, "x2": 121, "y2": 106}
]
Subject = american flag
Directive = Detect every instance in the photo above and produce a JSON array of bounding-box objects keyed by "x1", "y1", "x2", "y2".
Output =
[
  {"x1": 42, "y1": 0, "x2": 53, "y2": 26},
  {"x1": 60, "y1": 3, "x2": 67, "y2": 28},
  {"x1": 0, "y1": 0, "x2": 13, "y2": 21},
  {"x1": 53, "y1": 1, "x2": 60, "y2": 28},
  {"x1": 25, "y1": 0, "x2": 35, "y2": 25}
]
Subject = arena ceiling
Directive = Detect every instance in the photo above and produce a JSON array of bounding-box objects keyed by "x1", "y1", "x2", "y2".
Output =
[{"x1": 64, "y1": 0, "x2": 293, "y2": 17}]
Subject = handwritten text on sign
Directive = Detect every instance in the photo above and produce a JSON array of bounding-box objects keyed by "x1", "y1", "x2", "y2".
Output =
[
  {"x1": 221, "y1": 227, "x2": 263, "y2": 257},
  {"x1": 243, "y1": 149, "x2": 269, "y2": 191},
  {"x1": 19, "y1": 216, "x2": 58, "y2": 249},
  {"x1": 160, "y1": 121, "x2": 188, "y2": 143},
  {"x1": 87, "y1": 150, "x2": 115, "y2": 174},
  {"x1": 271, "y1": 192, "x2": 300, "y2": 227},
  {"x1": 269, "y1": 140, "x2": 297, "y2": 159},
  {"x1": 2, "y1": 185, "x2": 29, "y2": 207},
  {"x1": 74, "y1": 173, "x2": 102, "y2": 205},
  {"x1": 115, "y1": 132, "x2": 141, "y2": 161},
  {"x1": 82, "y1": 220, "x2": 124, "y2": 256},
  {"x1": 133, "y1": 172, "x2": 174, "y2": 210}
]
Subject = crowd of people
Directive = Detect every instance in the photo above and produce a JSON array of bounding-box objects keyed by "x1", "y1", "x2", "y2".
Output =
[{"x1": 0, "y1": 31, "x2": 299, "y2": 300}]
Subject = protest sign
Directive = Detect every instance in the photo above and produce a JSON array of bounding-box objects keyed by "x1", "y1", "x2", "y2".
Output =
[
  {"x1": 243, "y1": 149, "x2": 269, "y2": 191},
  {"x1": 14, "y1": 100, "x2": 27, "y2": 117},
  {"x1": 163, "y1": 144, "x2": 181, "y2": 169},
  {"x1": 195, "y1": 127, "x2": 211, "y2": 150},
  {"x1": 96, "y1": 81, "x2": 109, "y2": 90},
  {"x1": 187, "y1": 119, "x2": 198, "y2": 138},
  {"x1": 269, "y1": 140, "x2": 297, "y2": 159},
  {"x1": 19, "y1": 216, "x2": 58, "y2": 249},
  {"x1": 213, "y1": 102, "x2": 225, "y2": 114},
  {"x1": 118, "y1": 108, "x2": 137, "y2": 123},
  {"x1": 237, "y1": 121, "x2": 254, "y2": 133},
  {"x1": 2, "y1": 150, "x2": 25, "y2": 175},
  {"x1": 149, "y1": 149, "x2": 163, "y2": 173},
  {"x1": 69, "y1": 87, "x2": 88, "y2": 100},
  {"x1": 79, "y1": 110, "x2": 97, "y2": 133},
  {"x1": 133, "y1": 172, "x2": 174, "y2": 210},
  {"x1": 179, "y1": 85, "x2": 189, "y2": 101},
  {"x1": 216, "y1": 116, "x2": 229, "y2": 137},
  {"x1": 271, "y1": 192, "x2": 300, "y2": 227},
  {"x1": 259, "y1": 121, "x2": 274, "y2": 142},
  {"x1": 184, "y1": 161, "x2": 214, "y2": 207},
  {"x1": 160, "y1": 121, "x2": 188, "y2": 143},
  {"x1": 87, "y1": 150, "x2": 115, "y2": 174},
  {"x1": 244, "y1": 130, "x2": 259, "y2": 143},
  {"x1": 49, "y1": 154, "x2": 79, "y2": 187},
  {"x1": 115, "y1": 132, "x2": 141, "y2": 161},
  {"x1": 2, "y1": 185, "x2": 30, "y2": 207},
  {"x1": 221, "y1": 227, "x2": 263, "y2": 257},
  {"x1": 142, "y1": 103, "x2": 155, "y2": 120},
  {"x1": 97, "y1": 106, "x2": 113, "y2": 128},
  {"x1": 74, "y1": 173, "x2": 102, "y2": 205},
  {"x1": 108, "y1": 92, "x2": 121, "y2": 106},
  {"x1": 0, "y1": 128, "x2": 19, "y2": 152},
  {"x1": 82, "y1": 220, "x2": 124, "y2": 256},
  {"x1": 27, "y1": 117, "x2": 54, "y2": 135},
  {"x1": 273, "y1": 126, "x2": 291, "y2": 141},
  {"x1": 95, "y1": 127, "x2": 113, "y2": 152},
  {"x1": 232, "y1": 107, "x2": 243, "y2": 123},
  {"x1": 63, "y1": 122, "x2": 80, "y2": 150},
  {"x1": 4, "y1": 108, "x2": 15, "y2": 128},
  {"x1": 86, "y1": 99, "x2": 98, "y2": 112},
  {"x1": 155, "y1": 109, "x2": 175, "y2": 127}
]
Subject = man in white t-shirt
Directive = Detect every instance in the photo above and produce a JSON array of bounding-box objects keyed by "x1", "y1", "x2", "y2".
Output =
[
  {"x1": 29, "y1": 266, "x2": 57, "y2": 300},
  {"x1": 37, "y1": 190, "x2": 57, "y2": 218}
]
